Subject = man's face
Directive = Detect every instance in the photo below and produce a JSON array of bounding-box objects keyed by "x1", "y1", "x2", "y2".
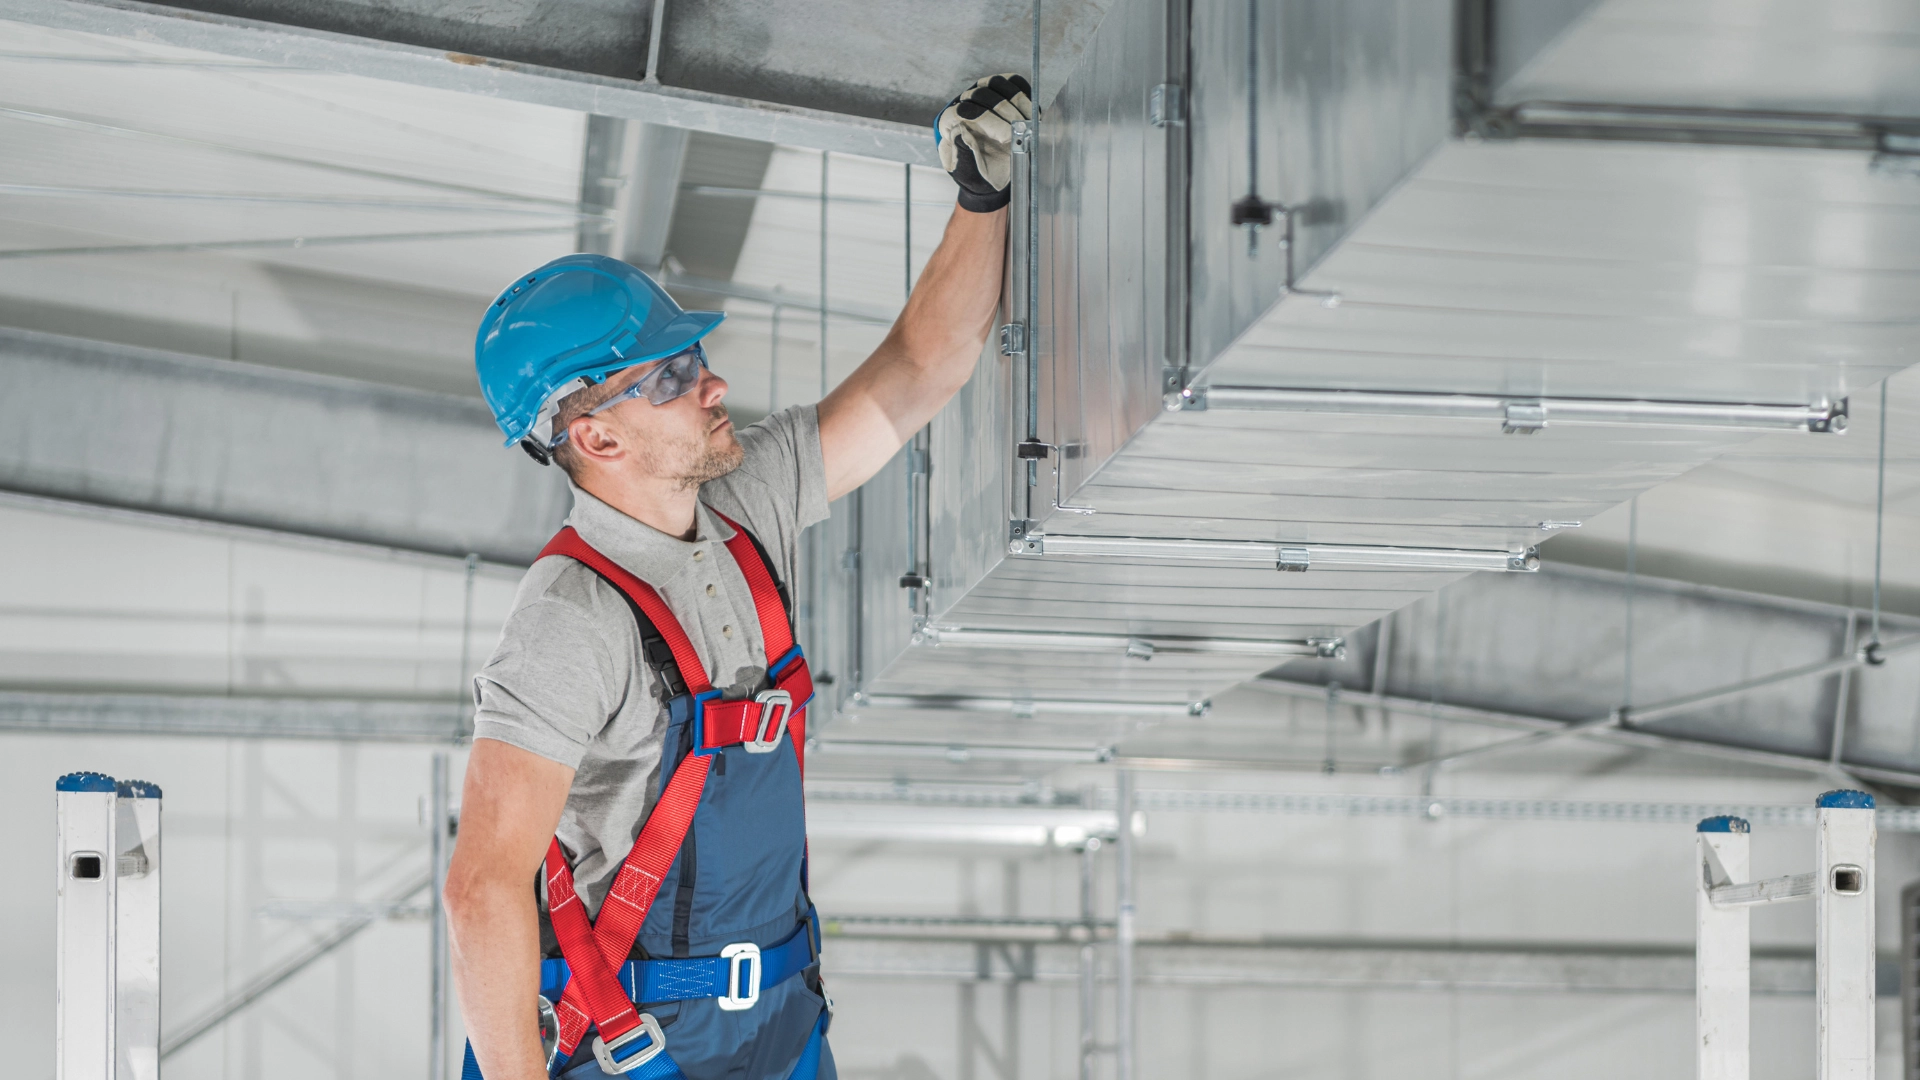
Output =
[{"x1": 571, "y1": 353, "x2": 744, "y2": 489}]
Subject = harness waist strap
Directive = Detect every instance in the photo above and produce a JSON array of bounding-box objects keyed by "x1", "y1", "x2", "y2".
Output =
[{"x1": 540, "y1": 915, "x2": 818, "y2": 1006}]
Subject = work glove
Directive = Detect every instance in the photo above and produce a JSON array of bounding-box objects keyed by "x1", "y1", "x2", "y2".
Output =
[{"x1": 935, "y1": 74, "x2": 1034, "y2": 213}]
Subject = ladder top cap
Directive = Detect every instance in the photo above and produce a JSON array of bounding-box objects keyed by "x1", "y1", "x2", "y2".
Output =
[
  {"x1": 1817, "y1": 789, "x2": 1875, "y2": 809},
  {"x1": 1697, "y1": 815, "x2": 1750, "y2": 833},
  {"x1": 116, "y1": 779, "x2": 162, "y2": 799},
  {"x1": 55, "y1": 771, "x2": 116, "y2": 793}
]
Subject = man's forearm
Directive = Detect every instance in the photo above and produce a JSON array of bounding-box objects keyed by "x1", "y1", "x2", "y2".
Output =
[
  {"x1": 448, "y1": 875, "x2": 550, "y2": 1080},
  {"x1": 893, "y1": 205, "x2": 1007, "y2": 386}
]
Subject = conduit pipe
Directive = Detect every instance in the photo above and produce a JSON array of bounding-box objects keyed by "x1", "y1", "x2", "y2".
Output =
[
  {"x1": 1181, "y1": 386, "x2": 1847, "y2": 434},
  {"x1": 1016, "y1": 534, "x2": 1539, "y2": 572}
]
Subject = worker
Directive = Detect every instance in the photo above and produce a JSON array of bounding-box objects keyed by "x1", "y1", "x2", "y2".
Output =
[{"x1": 446, "y1": 74, "x2": 1033, "y2": 1080}]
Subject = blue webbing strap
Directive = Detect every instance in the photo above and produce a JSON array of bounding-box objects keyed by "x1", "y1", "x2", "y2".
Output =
[
  {"x1": 786, "y1": 1009, "x2": 830, "y2": 1080},
  {"x1": 537, "y1": 914, "x2": 819, "y2": 1005},
  {"x1": 463, "y1": 1013, "x2": 821, "y2": 1080},
  {"x1": 462, "y1": 1037, "x2": 690, "y2": 1080}
]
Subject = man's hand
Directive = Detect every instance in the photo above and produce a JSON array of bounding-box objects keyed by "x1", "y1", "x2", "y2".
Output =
[
  {"x1": 936, "y1": 74, "x2": 1034, "y2": 213},
  {"x1": 445, "y1": 740, "x2": 574, "y2": 1080}
]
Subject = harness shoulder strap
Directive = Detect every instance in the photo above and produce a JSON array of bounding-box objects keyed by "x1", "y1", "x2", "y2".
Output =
[{"x1": 538, "y1": 528, "x2": 711, "y2": 695}]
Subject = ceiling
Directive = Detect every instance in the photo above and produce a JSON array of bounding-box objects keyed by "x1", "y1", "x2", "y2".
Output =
[{"x1": 0, "y1": 0, "x2": 1916, "y2": 798}]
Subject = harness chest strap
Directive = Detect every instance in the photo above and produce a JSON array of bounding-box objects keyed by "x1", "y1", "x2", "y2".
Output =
[{"x1": 532, "y1": 522, "x2": 811, "y2": 1067}]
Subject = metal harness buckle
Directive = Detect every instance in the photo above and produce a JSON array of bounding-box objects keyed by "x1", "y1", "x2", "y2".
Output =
[
  {"x1": 536, "y1": 995, "x2": 561, "y2": 1070},
  {"x1": 590, "y1": 1012, "x2": 666, "y2": 1074},
  {"x1": 717, "y1": 942, "x2": 763, "y2": 1011},
  {"x1": 743, "y1": 690, "x2": 791, "y2": 754}
]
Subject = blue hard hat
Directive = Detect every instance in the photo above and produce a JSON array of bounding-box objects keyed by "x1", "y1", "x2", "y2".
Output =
[{"x1": 474, "y1": 254, "x2": 725, "y2": 449}]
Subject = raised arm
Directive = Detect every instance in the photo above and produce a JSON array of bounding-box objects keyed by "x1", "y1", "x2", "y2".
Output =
[
  {"x1": 816, "y1": 74, "x2": 1029, "y2": 501},
  {"x1": 445, "y1": 739, "x2": 575, "y2": 1080},
  {"x1": 817, "y1": 204, "x2": 1007, "y2": 499}
]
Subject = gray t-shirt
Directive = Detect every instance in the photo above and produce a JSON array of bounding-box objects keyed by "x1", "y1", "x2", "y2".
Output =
[{"x1": 472, "y1": 405, "x2": 828, "y2": 915}]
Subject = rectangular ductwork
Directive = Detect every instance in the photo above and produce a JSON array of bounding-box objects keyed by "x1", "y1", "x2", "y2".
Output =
[{"x1": 799, "y1": 0, "x2": 1920, "y2": 732}]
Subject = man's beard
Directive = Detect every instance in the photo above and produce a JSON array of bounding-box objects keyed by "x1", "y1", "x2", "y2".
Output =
[{"x1": 652, "y1": 404, "x2": 744, "y2": 490}]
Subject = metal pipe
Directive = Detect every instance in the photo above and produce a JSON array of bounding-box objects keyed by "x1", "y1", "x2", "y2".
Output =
[
  {"x1": 810, "y1": 782, "x2": 1920, "y2": 833},
  {"x1": 852, "y1": 693, "x2": 1204, "y2": 718},
  {"x1": 660, "y1": 271, "x2": 895, "y2": 326},
  {"x1": 1401, "y1": 630, "x2": 1920, "y2": 772},
  {"x1": 0, "y1": 225, "x2": 579, "y2": 261},
  {"x1": 1830, "y1": 615, "x2": 1857, "y2": 766},
  {"x1": 919, "y1": 626, "x2": 1339, "y2": 658},
  {"x1": 641, "y1": 0, "x2": 667, "y2": 83},
  {"x1": 1027, "y1": 0, "x2": 1041, "y2": 462},
  {"x1": 0, "y1": 489, "x2": 529, "y2": 577},
  {"x1": 1078, "y1": 838, "x2": 1100, "y2": 1080},
  {"x1": 0, "y1": 183, "x2": 599, "y2": 216},
  {"x1": 1114, "y1": 770, "x2": 1135, "y2": 1080},
  {"x1": 0, "y1": 104, "x2": 579, "y2": 207},
  {"x1": 1021, "y1": 533, "x2": 1539, "y2": 572},
  {"x1": 1190, "y1": 386, "x2": 1847, "y2": 433},
  {"x1": 429, "y1": 752, "x2": 451, "y2": 1080},
  {"x1": 810, "y1": 739, "x2": 1112, "y2": 765},
  {"x1": 819, "y1": 151, "x2": 829, "y2": 401}
]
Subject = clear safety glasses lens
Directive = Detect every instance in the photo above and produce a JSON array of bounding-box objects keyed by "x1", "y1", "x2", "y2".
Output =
[
  {"x1": 587, "y1": 345, "x2": 709, "y2": 418},
  {"x1": 540, "y1": 345, "x2": 710, "y2": 452}
]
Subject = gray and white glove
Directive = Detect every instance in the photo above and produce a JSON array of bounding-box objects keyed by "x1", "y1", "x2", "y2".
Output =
[{"x1": 935, "y1": 74, "x2": 1034, "y2": 213}]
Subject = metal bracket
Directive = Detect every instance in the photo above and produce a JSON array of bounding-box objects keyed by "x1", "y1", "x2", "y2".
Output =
[
  {"x1": 1810, "y1": 397, "x2": 1848, "y2": 433},
  {"x1": 1502, "y1": 401, "x2": 1547, "y2": 434},
  {"x1": 1010, "y1": 119, "x2": 1035, "y2": 154},
  {"x1": 1149, "y1": 84, "x2": 1186, "y2": 128},
  {"x1": 1161, "y1": 368, "x2": 1205, "y2": 412},
  {"x1": 1308, "y1": 637, "x2": 1347, "y2": 660},
  {"x1": 1508, "y1": 547, "x2": 1542, "y2": 572},
  {"x1": 1277, "y1": 547, "x2": 1311, "y2": 572},
  {"x1": 999, "y1": 323, "x2": 1027, "y2": 356}
]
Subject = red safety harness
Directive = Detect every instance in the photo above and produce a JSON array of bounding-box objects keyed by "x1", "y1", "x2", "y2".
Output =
[{"x1": 535, "y1": 511, "x2": 814, "y2": 1070}]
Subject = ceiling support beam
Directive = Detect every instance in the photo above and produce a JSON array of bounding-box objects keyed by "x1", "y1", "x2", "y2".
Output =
[{"x1": 0, "y1": 0, "x2": 937, "y2": 164}]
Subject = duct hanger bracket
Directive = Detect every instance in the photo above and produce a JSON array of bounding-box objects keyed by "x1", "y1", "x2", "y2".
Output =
[
  {"x1": 998, "y1": 322, "x2": 1027, "y2": 356},
  {"x1": 1149, "y1": 84, "x2": 1186, "y2": 128},
  {"x1": 1162, "y1": 369, "x2": 1206, "y2": 412},
  {"x1": 1308, "y1": 637, "x2": 1347, "y2": 660},
  {"x1": 1502, "y1": 401, "x2": 1547, "y2": 434}
]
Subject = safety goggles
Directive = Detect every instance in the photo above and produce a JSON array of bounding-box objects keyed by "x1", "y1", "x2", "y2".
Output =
[
  {"x1": 538, "y1": 343, "x2": 710, "y2": 455},
  {"x1": 585, "y1": 342, "x2": 709, "y2": 420}
]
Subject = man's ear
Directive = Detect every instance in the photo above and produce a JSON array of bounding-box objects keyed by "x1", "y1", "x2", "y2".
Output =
[{"x1": 567, "y1": 416, "x2": 624, "y2": 465}]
